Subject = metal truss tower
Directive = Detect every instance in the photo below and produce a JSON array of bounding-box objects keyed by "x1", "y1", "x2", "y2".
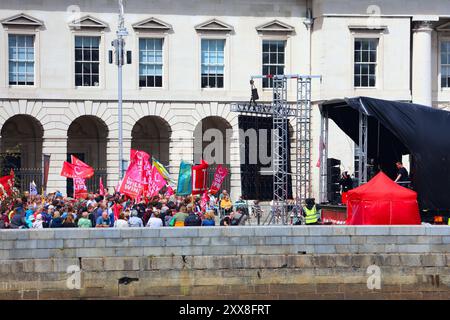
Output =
[
  {"x1": 296, "y1": 77, "x2": 313, "y2": 209},
  {"x1": 231, "y1": 74, "x2": 320, "y2": 224}
]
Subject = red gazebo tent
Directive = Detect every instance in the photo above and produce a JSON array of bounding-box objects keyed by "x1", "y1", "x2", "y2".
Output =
[{"x1": 346, "y1": 172, "x2": 421, "y2": 225}]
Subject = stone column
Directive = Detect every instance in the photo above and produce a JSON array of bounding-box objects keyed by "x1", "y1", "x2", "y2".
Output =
[
  {"x1": 228, "y1": 124, "x2": 241, "y2": 202},
  {"x1": 412, "y1": 21, "x2": 433, "y2": 107},
  {"x1": 42, "y1": 136, "x2": 67, "y2": 194}
]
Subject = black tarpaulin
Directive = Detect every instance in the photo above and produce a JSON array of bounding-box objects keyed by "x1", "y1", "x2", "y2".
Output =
[{"x1": 320, "y1": 96, "x2": 450, "y2": 211}]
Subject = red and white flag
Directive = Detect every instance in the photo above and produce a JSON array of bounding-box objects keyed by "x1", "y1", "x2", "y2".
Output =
[
  {"x1": 192, "y1": 160, "x2": 208, "y2": 195},
  {"x1": 209, "y1": 164, "x2": 228, "y2": 195},
  {"x1": 73, "y1": 177, "x2": 88, "y2": 199},
  {"x1": 60, "y1": 161, "x2": 94, "y2": 179},
  {"x1": 119, "y1": 160, "x2": 144, "y2": 199},
  {"x1": 147, "y1": 166, "x2": 166, "y2": 197}
]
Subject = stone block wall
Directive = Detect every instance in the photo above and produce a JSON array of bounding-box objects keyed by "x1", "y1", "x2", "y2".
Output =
[{"x1": 0, "y1": 226, "x2": 449, "y2": 299}]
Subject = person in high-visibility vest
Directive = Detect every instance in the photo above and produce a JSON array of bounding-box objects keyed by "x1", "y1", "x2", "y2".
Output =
[{"x1": 302, "y1": 198, "x2": 321, "y2": 225}]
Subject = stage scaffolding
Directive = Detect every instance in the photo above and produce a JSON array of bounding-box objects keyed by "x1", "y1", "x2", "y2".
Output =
[
  {"x1": 319, "y1": 97, "x2": 369, "y2": 203},
  {"x1": 231, "y1": 74, "x2": 321, "y2": 224}
]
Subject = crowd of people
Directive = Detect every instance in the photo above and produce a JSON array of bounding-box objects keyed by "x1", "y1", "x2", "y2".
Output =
[{"x1": 0, "y1": 189, "x2": 251, "y2": 230}]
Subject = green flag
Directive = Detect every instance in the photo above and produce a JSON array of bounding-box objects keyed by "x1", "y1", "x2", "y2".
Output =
[{"x1": 176, "y1": 160, "x2": 192, "y2": 196}]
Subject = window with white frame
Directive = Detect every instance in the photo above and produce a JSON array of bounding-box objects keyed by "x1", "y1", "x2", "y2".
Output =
[
  {"x1": 441, "y1": 40, "x2": 450, "y2": 88},
  {"x1": 8, "y1": 34, "x2": 35, "y2": 86},
  {"x1": 75, "y1": 36, "x2": 100, "y2": 87},
  {"x1": 262, "y1": 40, "x2": 285, "y2": 88},
  {"x1": 201, "y1": 39, "x2": 225, "y2": 88},
  {"x1": 354, "y1": 38, "x2": 378, "y2": 88},
  {"x1": 139, "y1": 38, "x2": 163, "y2": 87}
]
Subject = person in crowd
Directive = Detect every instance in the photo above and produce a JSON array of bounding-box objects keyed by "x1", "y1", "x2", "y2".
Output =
[
  {"x1": 201, "y1": 210, "x2": 216, "y2": 226},
  {"x1": 146, "y1": 211, "x2": 163, "y2": 228},
  {"x1": 32, "y1": 214, "x2": 44, "y2": 229},
  {"x1": 184, "y1": 208, "x2": 202, "y2": 226},
  {"x1": 234, "y1": 196, "x2": 248, "y2": 216},
  {"x1": 220, "y1": 195, "x2": 233, "y2": 216},
  {"x1": 114, "y1": 212, "x2": 129, "y2": 228},
  {"x1": 163, "y1": 209, "x2": 173, "y2": 226},
  {"x1": 95, "y1": 211, "x2": 111, "y2": 228},
  {"x1": 0, "y1": 212, "x2": 8, "y2": 229},
  {"x1": 171, "y1": 205, "x2": 188, "y2": 227},
  {"x1": 128, "y1": 210, "x2": 144, "y2": 228},
  {"x1": 62, "y1": 214, "x2": 76, "y2": 228},
  {"x1": 10, "y1": 208, "x2": 26, "y2": 229},
  {"x1": 50, "y1": 211, "x2": 64, "y2": 228},
  {"x1": 219, "y1": 190, "x2": 229, "y2": 201},
  {"x1": 230, "y1": 209, "x2": 248, "y2": 226},
  {"x1": 220, "y1": 215, "x2": 231, "y2": 226},
  {"x1": 142, "y1": 208, "x2": 152, "y2": 226},
  {"x1": 87, "y1": 204, "x2": 97, "y2": 228},
  {"x1": 77, "y1": 211, "x2": 92, "y2": 228}
]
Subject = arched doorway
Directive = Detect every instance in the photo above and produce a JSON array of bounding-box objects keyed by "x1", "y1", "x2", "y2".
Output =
[
  {"x1": 193, "y1": 116, "x2": 232, "y2": 193},
  {"x1": 131, "y1": 116, "x2": 171, "y2": 165},
  {"x1": 67, "y1": 116, "x2": 108, "y2": 196},
  {"x1": 0, "y1": 115, "x2": 43, "y2": 191}
]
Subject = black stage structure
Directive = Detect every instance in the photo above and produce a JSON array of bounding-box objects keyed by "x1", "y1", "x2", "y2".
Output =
[{"x1": 319, "y1": 97, "x2": 450, "y2": 219}]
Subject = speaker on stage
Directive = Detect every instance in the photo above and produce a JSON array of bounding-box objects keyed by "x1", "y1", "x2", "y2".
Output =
[{"x1": 327, "y1": 158, "x2": 341, "y2": 204}]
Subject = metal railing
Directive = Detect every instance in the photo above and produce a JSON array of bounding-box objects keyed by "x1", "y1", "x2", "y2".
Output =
[
  {"x1": 11, "y1": 168, "x2": 42, "y2": 193},
  {"x1": 66, "y1": 169, "x2": 107, "y2": 197}
]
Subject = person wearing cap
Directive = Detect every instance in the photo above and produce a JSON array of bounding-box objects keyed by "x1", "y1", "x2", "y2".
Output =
[{"x1": 128, "y1": 209, "x2": 144, "y2": 228}]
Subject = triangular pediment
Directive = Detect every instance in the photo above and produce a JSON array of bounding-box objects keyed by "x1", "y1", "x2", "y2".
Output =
[
  {"x1": 436, "y1": 21, "x2": 450, "y2": 31},
  {"x1": 195, "y1": 18, "x2": 234, "y2": 32},
  {"x1": 69, "y1": 15, "x2": 108, "y2": 29},
  {"x1": 1, "y1": 13, "x2": 43, "y2": 28},
  {"x1": 256, "y1": 20, "x2": 294, "y2": 33},
  {"x1": 132, "y1": 17, "x2": 172, "y2": 31}
]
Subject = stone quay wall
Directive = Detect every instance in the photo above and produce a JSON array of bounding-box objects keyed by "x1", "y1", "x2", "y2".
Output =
[{"x1": 0, "y1": 226, "x2": 449, "y2": 300}]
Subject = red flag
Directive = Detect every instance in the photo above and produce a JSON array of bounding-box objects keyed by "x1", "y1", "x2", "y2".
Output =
[
  {"x1": 0, "y1": 173, "x2": 14, "y2": 196},
  {"x1": 99, "y1": 177, "x2": 105, "y2": 196},
  {"x1": 165, "y1": 185, "x2": 175, "y2": 197},
  {"x1": 147, "y1": 166, "x2": 166, "y2": 197},
  {"x1": 200, "y1": 191, "x2": 209, "y2": 212},
  {"x1": 192, "y1": 160, "x2": 208, "y2": 195},
  {"x1": 209, "y1": 164, "x2": 229, "y2": 195},
  {"x1": 60, "y1": 161, "x2": 94, "y2": 179},
  {"x1": 119, "y1": 160, "x2": 144, "y2": 199},
  {"x1": 73, "y1": 177, "x2": 88, "y2": 199},
  {"x1": 71, "y1": 155, "x2": 90, "y2": 168}
]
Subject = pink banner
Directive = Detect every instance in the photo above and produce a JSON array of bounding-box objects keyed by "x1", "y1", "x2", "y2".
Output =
[
  {"x1": 200, "y1": 191, "x2": 209, "y2": 212},
  {"x1": 209, "y1": 165, "x2": 228, "y2": 195},
  {"x1": 119, "y1": 161, "x2": 144, "y2": 199},
  {"x1": 74, "y1": 177, "x2": 88, "y2": 199},
  {"x1": 147, "y1": 166, "x2": 166, "y2": 197}
]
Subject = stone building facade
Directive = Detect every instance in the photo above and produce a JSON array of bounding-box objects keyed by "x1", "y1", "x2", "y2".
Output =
[{"x1": 0, "y1": 0, "x2": 449, "y2": 200}]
